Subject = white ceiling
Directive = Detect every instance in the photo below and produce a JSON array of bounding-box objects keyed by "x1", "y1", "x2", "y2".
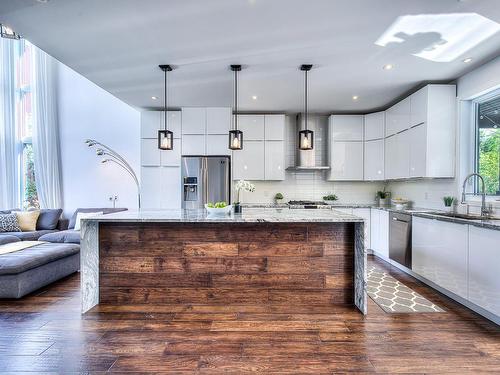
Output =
[{"x1": 1, "y1": 0, "x2": 500, "y2": 113}]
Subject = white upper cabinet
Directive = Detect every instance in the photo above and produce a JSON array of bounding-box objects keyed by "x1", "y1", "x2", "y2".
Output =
[
  {"x1": 141, "y1": 139, "x2": 161, "y2": 166},
  {"x1": 328, "y1": 141, "x2": 364, "y2": 181},
  {"x1": 232, "y1": 141, "x2": 265, "y2": 180},
  {"x1": 364, "y1": 139, "x2": 384, "y2": 180},
  {"x1": 410, "y1": 86, "x2": 427, "y2": 126},
  {"x1": 181, "y1": 134, "x2": 206, "y2": 155},
  {"x1": 264, "y1": 141, "x2": 285, "y2": 180},
  {"x1": 364, "y1": 111, "x2": 385, "y2": 141},
  {"x1": 206, "y1": 134, "x2": 230, "y2": 156},
  {"x1": 468, "y1": 226, "x2": 500, "y2": 317},
  {"x1": 141, "y1": 111, "x2": 181, "y2": 138},
  {"x1": 330, "y1": 115, "x2": 364, "y2": 141},
  {"x1": 141, "y1": 167, "x2": 181, "y2": 209},
  {"x1": 264, "y1": 114, "x2": 285, "y2": 140},
  {"x1": 385, "y1": 97, "x2": 410, "y2": 137},
  {"x1": 385, "y1": 131, "x2": 409, "y2": 179},
  {"x1": 206, "y1": 107, "x2": 231, "y2": 134},
  {"x1": 409, "y1": 123, "x2": 426, "y2": 178},
  {"x1": 238, "y1": 115, "x2": 265, "y2": 140},
  {"x1": 182, "y1": 108, "x2": 206, "y2": 134}
]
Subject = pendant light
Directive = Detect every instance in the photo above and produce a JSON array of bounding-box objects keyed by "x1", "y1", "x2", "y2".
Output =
[
  {"x1": 299, "y1": 64, "x2": 314, "y2": 150},
  {"x1": 158, "y1": 64, "x2": 174, "y2": 150},
  {"x1": 229, "y1": 64, "x2": 243, "y2": 150}
]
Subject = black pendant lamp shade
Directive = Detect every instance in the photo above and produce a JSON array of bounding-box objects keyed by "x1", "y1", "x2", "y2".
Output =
[
  {"x1": 229, "y1": 64, "x2": 243, "y2": 150},
  {"x1": 299, "y1": 64, "x2": 314, "y2": 150},
  {"x1": 158, "y1": 64, "x2": 174, "y2": 150}
]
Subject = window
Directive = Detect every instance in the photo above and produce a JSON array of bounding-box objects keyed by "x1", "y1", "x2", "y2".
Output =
[
  {"x1": 14, "y1": 39, "x2": 39, "y2": 208},
  {"x1": 475, "y1": 90, "x2": 500, "y2": 196}
]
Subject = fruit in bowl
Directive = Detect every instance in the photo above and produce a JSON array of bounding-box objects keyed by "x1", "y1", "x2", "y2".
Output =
[{"x1": 205, "y1": 201, "x2": 232, "y2": 215}]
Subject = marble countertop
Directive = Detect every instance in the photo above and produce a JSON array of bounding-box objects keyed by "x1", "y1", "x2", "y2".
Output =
[
  {"x1": 81, "y1": 208, "x2": 365, "y2": 223},
  {"x1": 240, "y1": 203, "x2": 500, "y2": 231}
]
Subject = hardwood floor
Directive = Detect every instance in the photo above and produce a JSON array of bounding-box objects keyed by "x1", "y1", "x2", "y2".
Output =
[{"x1": 0, "y1": 255, "x2": 499, "y2": 373}]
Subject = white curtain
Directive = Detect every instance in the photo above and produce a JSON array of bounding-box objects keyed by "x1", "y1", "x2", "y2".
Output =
[
  {"x1": 0, "y1": 38, "x2": 20, "y2": 209},
  {"x1": 32, "y1": 47, "x2": 62, "y2": 209}
]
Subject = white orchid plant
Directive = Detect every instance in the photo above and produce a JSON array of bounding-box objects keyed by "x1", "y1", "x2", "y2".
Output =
[{"x1": 234, "y1": 180, "x2": 255, "y2": 204}]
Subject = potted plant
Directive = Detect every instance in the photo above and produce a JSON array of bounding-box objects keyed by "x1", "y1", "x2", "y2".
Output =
[
  {"x1": 234, "y1": 180, "x2": 255, "y2": 213},
  {"x1": 274, "y1": 193, "x2": 284, "y2": 205},
  {"x1": 443, "y1": 196, "x2": 455, "y2": 212},
  {"x1": 322, "y1": 194, "x2": 338, "y2": 205},
  {"x1": 376, "y1": 187, "x2": 391, "y2": 206}
]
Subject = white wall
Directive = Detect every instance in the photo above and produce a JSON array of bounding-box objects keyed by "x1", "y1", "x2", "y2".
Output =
[
  {"x1": 388, "y1": 57, "x2": 500, "y2": 213},
  {"x1": 57, "y1": 62, "x2": 140, "y2": 217}
]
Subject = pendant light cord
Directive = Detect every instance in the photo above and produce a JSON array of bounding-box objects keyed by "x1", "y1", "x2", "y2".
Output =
[
  {"x1": 164, "y1": 68, "x2": 168, "y2": 131},
  {"x1": 234, "y1": 68, "x2": 238, "y2": 131},
  {"x1": 304, "y1": 69, "x2": 308, "y2": 131}
]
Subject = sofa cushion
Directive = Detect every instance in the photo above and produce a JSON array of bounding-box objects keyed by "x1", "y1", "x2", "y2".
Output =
[
  {"x1": 16, "y1": 211, "x2": 40, "y2": 231},
  {"x1": 0, "y1": 214, "x2": 21, "y2": 232},
  {"x1": 0, "y1": 235, "x2": 20, "y2": 245},
  {"x1": 0, "y1": 242, "x2": 80, "y2": 275},
  {"x1": 68, "y1": 208, "x2": 128, "y2": 229},
  {"x1": 39, "y1": 230, "x2": 80, "y2": 244},
  {"x1": 3, "y1": 230, "x2": 58, "y2": 241},
  {"x1": 36, "y1": 209, "x2": 63, "y2": 230}
]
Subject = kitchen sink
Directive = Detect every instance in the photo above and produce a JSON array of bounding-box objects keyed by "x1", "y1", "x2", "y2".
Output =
[{"x1": 426, "y1": 212, "x2": 500, "y2": 220}]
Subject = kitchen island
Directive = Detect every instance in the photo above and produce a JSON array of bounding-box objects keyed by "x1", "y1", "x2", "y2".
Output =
[{"x1": 80, "y1": 209, "x2": 366, "y2": 314}]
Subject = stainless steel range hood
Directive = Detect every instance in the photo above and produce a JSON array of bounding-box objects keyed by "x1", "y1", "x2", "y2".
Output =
[{"x1": 286, "y1": 114, "x2": 330, "y2": 171}]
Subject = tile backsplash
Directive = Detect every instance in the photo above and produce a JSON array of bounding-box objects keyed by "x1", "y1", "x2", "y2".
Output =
[{"x1": 240, "y1": 171, "x2": 383, "y2": 204}]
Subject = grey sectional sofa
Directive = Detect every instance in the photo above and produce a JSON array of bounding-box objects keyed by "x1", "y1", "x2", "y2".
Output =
[
  {"x1": 0, "y1": 235, "x2": 80, "y2": 298},
  {"x1": 0, "y1": 207, "x2": 127, "y2": 298},
  {"x1": 0, "y1": 208, "x2": 63, "y2": 241}
]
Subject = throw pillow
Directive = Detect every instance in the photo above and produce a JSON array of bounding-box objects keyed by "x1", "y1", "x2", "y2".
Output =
[
  {"x1": 16, "y1": 210, "x2": 41, "y2": 231},
  {"x1": 36, "y1": 208, "x2": 63, "y2": 230},
  {"x1": 74, "y1": 212, "x2": 103, "y2": 231},
  {"x1": 0, "y1": 213, "x2": 21, "y2": 232}
]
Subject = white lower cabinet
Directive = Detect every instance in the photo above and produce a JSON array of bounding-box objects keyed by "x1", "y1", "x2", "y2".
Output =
[
  {"x1": 141, "y1": 167, "x2": 181, "y2": 209},
  {"x1": 468, "y1": 226, "x2": 500, "y2": 316},
  {"x1": 412, "y1": 217, "x2": 468, "y2": 299},
  {"x1": 370, "y1": 209, "x2": 388, "y2": 257},
  {"x1": 232, "y1": 141, "x2": 265, "y2": 180}
]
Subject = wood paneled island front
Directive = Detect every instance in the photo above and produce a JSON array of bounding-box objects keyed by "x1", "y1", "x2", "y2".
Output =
[{"x1": 80, "y1": 209, "x2": 366, "y2": 314}]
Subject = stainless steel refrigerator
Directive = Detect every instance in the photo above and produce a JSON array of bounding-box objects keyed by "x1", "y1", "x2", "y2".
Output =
[{"x1": 181, "y1": 156, "x2": 231, "y2": 209}]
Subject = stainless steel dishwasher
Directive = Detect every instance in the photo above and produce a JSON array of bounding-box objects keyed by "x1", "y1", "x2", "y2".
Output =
[{"x1": 389, "y1": 212, "x2": 412, "y2": 269}]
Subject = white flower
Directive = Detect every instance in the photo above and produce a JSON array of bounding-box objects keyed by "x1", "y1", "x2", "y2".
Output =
[
  {"x1": 235, "y1": 180, "x2": 255, "y2": 193},
  {"x1": 235, "y1": 180, "x2": 255, "y2": 204}
]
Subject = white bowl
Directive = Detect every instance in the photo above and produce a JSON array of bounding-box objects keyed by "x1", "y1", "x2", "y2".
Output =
[{"x1": 204, "y1": 204, "x2": 232, "y2": 215}]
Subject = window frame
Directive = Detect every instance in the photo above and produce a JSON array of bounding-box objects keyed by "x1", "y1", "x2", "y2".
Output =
[{"x1": 472, "y1": 89, "x2": 500, "y2": 196}]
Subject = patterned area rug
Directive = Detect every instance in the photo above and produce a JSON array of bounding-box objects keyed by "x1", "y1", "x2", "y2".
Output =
[{"x1": 367, "y1": 266, "x2": 444, "y2": 313}]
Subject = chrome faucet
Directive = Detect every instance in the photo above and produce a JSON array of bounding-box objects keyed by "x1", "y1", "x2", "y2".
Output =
[{"x1": 461, "y1": 173, "x2": 489, "y2": 217}]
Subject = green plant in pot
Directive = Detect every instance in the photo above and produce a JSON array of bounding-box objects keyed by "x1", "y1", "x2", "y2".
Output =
[
  {"x1": 323, "y1": 194, "x2": 338, "y2": 205},
  {"x1": 274, "y1": 192, "x2": 284, "y2": 205},
  {"x1": 443, "y1": 196, "x2": 455, "y2": 212},
  {"x1": 376, "y1": 187, "x2": 391, "y2": 206}
]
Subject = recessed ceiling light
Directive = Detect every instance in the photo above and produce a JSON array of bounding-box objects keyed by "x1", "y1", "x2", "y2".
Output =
[
  {"x1": 463, "y1": 57, "x2": 473, "y2": 63},
  {"x1": 352, "y1": 95, "x2": 359, "y2": 101},
  {"x1": 252, "y1": 95, "x2": 257, "y2": 100},
  {"x1": 383, "y1": 64, "x2": 394, "y2": 70},
  {"x1": 151, "y1": 96, "x2": 158, "y2": 100}
]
